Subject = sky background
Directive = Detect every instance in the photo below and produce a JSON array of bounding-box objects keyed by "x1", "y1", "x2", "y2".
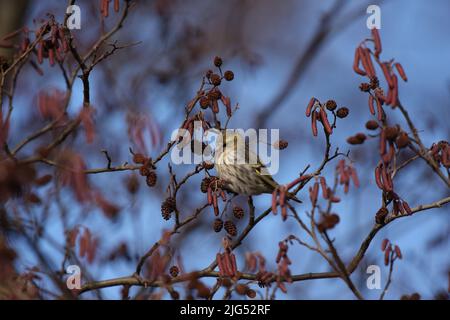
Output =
[{"x1": 5, "y1": 0, "x2": 449, "y2": 299}]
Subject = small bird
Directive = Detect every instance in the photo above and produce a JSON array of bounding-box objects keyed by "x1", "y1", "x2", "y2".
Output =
[{"x1": 215, "y1": 131, "x2": 301, "y2": 203}]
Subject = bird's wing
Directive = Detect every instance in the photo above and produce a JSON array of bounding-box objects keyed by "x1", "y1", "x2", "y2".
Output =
[{"x1": 250, "y1": 156, "x2": 279, "y2": 190}]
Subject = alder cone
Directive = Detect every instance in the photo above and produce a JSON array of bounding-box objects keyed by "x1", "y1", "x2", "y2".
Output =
[
  {"x1": 317, "y1": 213, "x2": 340, "y2": 232},
  {"x1": 365, "y1": 120, "x2": 379, "y2": 130},
  {"x1": 224, "y1": 70, "x2": 234, "y2": 81},
  {"x1": 246, "y1": 289, "x2": 256, "y2": 298},
  {"x1": 336, "y1": 107, "x2": 349, "y2": 118},
  {"x1": 146, "y1": 171, "x2": 157, "y2": 187},
  {"x1": 139, "y1": 166, "x2": 151, "y2": 177},
  {"x1": 376, "y1": 207, "x2": 389, "y2": 224},
  {"x1": 201, "y1": 177, "x2": 211, "y2": 193},
  {"x1": 359, "y1": 82, "x2": 371, "y2": 92},
  {"x1": 274, "y1": 139, "x2": 288, "y2": 150},
  {"x1": 325, "y1": 99, "x2": 337, "y2": 111},
  {"x1": 233, "y1": 206, "x2": 244, "y2": 219},
  {"x1": 235, "y1": 284, "x2": 248, "y2": 295},
  {"x1": 133, "y1": 153, "x2": 146, "y2": 164},
  {"x1": 210, "y1": 73, "x2": 221, "y2": 86},
  {"x1": 385, "y1": 126, "x2": 399, "y2": 141},
  {"x1": 213, "y1": 218, "x2": 223, "y2": 232},
  {"x1": 347, "y1": 133, "x2": 366, "y2": 145},
  {"x1": 224, "y1": 220, "x2": 237, "y2": 236},
  {"x1": 370, "y1": 76, "x2": 379, "y2": 89},
  {"x1": 161, "y1": 197, "x2": 176, "y2": 220},
  {"x1": 214, "y1": 56, "x2": 223, "y2": 67},
  {"x1": 396, "y1": 132, "x2": 410, "y2": 148},
  {"x1": 169, "y1": 265, "x2": 179, "y2": 278}
]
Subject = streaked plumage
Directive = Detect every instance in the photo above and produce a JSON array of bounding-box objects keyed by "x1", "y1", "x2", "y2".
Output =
[{"x1": 215, "y1": 132, "x2": 301, "y2": 202}]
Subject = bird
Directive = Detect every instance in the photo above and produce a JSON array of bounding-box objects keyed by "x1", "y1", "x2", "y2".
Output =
[{"x1": 214, "y1": 131, "x2": 301, "y2": 203}]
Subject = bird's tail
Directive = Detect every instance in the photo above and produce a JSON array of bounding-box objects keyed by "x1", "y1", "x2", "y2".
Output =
[{"x1": 286, "y1": 192, "x2": 302, "y2": 203}]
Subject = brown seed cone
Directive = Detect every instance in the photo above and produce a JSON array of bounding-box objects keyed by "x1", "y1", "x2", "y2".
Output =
[
  {"x1": 224, "y1": 70, "x2": 234, "y2": 81},
  {"x1": 235, "y1": 284, "x2": 249, "y2": 295},
  {"x1": 370, "y1": 76, "x2": 380, "y2": 89},
  {"x1": 274, "y1": 139, "x2": 288, "y2": 150},
  {"x1": 210, "y1": 73, "x2": 221, "y2": 86},
  {"x1": 139, "y1": 165, "x2": 151, "y2": 177},
  {"x1": 146, "y1": 171, "x2": 157, "y2": 187},
  {"x1": 224, "y1": 220, "x2": 237, "y2": 237},
  {"x1": 169, "y1": 265, "x2": 180, "y2": 278},
  {"x1": 213, "y1": 218, "x2": 223, "y2": 232},
  {"x1": 365, "y1": 120, "x2": 379, "y2": 130},
  {"x1": 214, "y1": 56, "x2": 223, "y2": 67},
  {"x1": 161, "y1": 197, "x2": 176, "y2": 220},
  {"x1": 325, "y1": 99, "x2": 337, "y2": 111},
  {"x1": 317, "y1": 213, "x2": 340, "y2": 232},
  {"x1": 347, "y1": 136, "x2": 363, "y2": 144},
  {"x1": 133, "y1": 153, "x2": 146, "y2": 164},
  {"x1": 161, "y1": 207, "x2": 172, "y2": 220},
  {"x1": 347, "y1": 133, "x2": 366, "y2": 145},
  {"x1": 359, "y1": 82, "x2": 371, "y2": 92},
  {"x1": 336, "y1": 107, "x2": 349, "y2": 118},
  {"x1": 233, "y1": 206, "x2": 244, "y2": 219},
  {"x1": 384, "y1": 126, "x2": 399, "y2": 141},
  {"x1": 396, "y1": 132, "x2": 410, "y2": 148},
  {"x1": 246, "y1": 289, "x2": 256, "y2": 298},
  {"x1": 201, "y1": 177, "x2": 212, "y2": 193},
  {"x1": 375, "y1": 207, "x2": 389, "y2": 224}
]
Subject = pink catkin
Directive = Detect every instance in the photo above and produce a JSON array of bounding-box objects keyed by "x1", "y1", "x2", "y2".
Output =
[
  {"x1": 394, "y1": 63, "x2": 408, "y2": 82},
  {"x1": 353, "y1": 47, "x2": 367, "y2": 76},
  {"x1": 368, "y1": 95, "x2": 376, "y2": 115},
  {"x1": 319, "y1": 108, "x2": 332, "y2": 135},
  {"x1": 375, "y1": 165, "x2": 383, "y2": 190},
  {"x1": 381, "y1": 63, "x2": 394, "y2": 88},
  {"x1": 372, "y1": 28, "x2": 382, "y2": 57},
  {"x1": 311, "y1": 111, "x2": 318, "y2": 136},
  {"x1": 305, "y1": 97, "x2": 315, "y2": 117},
  {"x1": 272, "y1": 190, "x2": 278, "y2": 214},
  {"x1": 319, "y1": 177, "x2": 328, "y2": 199}
]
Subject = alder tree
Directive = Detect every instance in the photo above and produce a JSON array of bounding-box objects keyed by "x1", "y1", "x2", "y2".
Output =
[{"x1": 0, "y1": 1, "x2": 448, "y2": 300}]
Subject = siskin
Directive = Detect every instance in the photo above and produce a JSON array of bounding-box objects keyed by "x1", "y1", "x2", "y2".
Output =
[{"x1": 215, "y1": 132, "x2": 301, "y2": 203}]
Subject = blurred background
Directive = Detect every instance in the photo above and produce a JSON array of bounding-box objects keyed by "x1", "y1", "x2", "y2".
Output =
[{"x1": 0, "y1": 0, "x2": 449, "y2": 299}]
